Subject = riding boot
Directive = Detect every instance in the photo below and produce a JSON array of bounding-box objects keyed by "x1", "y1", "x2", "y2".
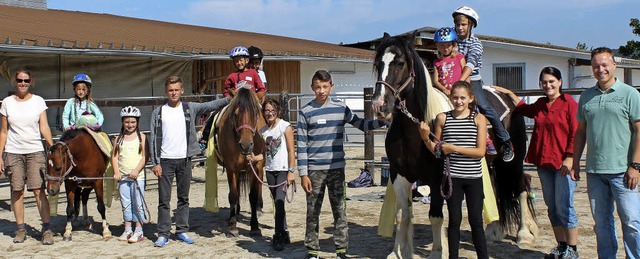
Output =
[{"x1": 272, "y1": 232, "x2": 285, "y2": 251}]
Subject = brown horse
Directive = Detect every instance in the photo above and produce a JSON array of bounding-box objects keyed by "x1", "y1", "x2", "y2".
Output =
[
  {"x1": 46, "y1": 129, "x2": 112, "y2": 241},
  {"x1": 216, "y1": 86, "x2": 266, "y2": 237}
]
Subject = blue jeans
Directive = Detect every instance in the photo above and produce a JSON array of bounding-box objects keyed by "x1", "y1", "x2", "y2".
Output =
[
  {"x1": 537, "y1": 167, "x2": 578, "y2": 228},
  {"x1": 471, "y1": 80, "x2": 510, "y2": 143},
  {"x1": 118, "y1": 179, "x2": 146, "y2": 222},
  {"x1": 587, "y1": 173, "x2": 640, "y2": 259}
]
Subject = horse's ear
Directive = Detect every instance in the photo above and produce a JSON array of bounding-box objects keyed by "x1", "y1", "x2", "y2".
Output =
[
  {"x1": 383, "y1": 32, "x2": 391, "y2": 40},
  {"x1": 408, "y1": 30, "x2": 418, "y2": 47}
]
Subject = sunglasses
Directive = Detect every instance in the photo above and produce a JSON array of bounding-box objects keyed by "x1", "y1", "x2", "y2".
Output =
[{"x1": 16, "y1": 79, "x2": 31, "y2": 83}]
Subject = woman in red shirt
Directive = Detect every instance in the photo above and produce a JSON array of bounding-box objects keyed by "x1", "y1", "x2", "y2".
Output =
[{"x1": 493, "y1": 67, "x2": 579, "y2": 259}]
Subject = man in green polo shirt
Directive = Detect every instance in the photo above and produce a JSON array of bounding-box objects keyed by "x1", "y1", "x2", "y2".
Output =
[{"x1": 572, "y1": 47, "x2": 640, "y2": 259}]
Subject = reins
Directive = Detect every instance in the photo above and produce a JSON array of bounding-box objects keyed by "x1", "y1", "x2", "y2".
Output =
[
  {"x1": 247, "y1": 161, "x2": 296, "y2": 203},
  {"x1": 377, "y1": 65, "x2": 453, "y2": 199}
]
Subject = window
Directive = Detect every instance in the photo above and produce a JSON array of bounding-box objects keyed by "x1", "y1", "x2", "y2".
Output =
[{"x1": 493, "y1": 63, "x2": 525, "y2": 90}]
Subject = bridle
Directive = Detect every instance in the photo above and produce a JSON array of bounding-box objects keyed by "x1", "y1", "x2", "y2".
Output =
[
  {"x1": 236, "y1": 124, "x2": 256, "y2": 134},
  {"x1": 46, "y1": 141, "x2": 77, "y2": 183},
  {"x1": 376, "y1": 62, "x2": 421, "y2": 124}
]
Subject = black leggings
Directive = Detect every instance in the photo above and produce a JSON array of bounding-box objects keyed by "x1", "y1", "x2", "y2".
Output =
[
  {"x1": 447, "y1": 177, "x2": 488, "y2": 259},
  {"x1": 266, "y1": 170, "x2": 288, "y2": 233}
]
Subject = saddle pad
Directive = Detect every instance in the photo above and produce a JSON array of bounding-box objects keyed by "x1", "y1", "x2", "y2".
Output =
[
  {"x1": 212, "y1": 105, "x2": 229, "y2": 164},
  {"x1": 81, "y1": 127, "x2": 113, "y2": 157},
  {"x1": 482, "y1": 86, "x2": 510, "y2": 121}
]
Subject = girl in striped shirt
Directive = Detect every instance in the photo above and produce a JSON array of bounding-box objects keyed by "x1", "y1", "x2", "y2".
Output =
[{"x1": 419, "y1": 81, "x2": 488, "y2": 259}]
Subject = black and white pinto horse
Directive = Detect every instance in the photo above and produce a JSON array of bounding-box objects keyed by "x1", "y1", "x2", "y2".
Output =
[{"x1": 372, "y1": 32, "x2": 537, "y2": 258}]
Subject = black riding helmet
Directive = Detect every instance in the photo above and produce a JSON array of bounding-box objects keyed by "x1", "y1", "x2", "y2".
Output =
[{"x1": 248, "y1": 46, "x2": 264, "y2": 60}]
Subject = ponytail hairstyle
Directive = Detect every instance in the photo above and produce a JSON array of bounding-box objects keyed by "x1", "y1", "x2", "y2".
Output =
[
  {"x1": 111, "y1": 116, "x2": 143, "y2": 158},
  {"x1": 450, "y1": 80, "x2": 477, "y2": 112}
]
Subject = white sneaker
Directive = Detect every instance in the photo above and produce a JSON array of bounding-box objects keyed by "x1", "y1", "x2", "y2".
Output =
[
  {"x1": 128, "y1": 231, "x2": 144, "y2": 243},
  {"x1": 118, "y1": 230, "x2": 133, "y2": 241}
]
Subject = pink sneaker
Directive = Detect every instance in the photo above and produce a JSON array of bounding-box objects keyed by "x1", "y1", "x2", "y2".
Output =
[{"x1": 128, "y1": 231, "x2": 144, "y2": 243}]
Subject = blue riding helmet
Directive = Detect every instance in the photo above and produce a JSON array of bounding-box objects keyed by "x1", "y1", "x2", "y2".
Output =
[
  {"x1": 72, "y1": 73, "x2": 92, "y2": 86},
  {"x1": 229, "y1": 46, "x2": 250, "y2": 59},
  {"x1": 434, "y1": 27, "x2": 457, "y2": 43}
]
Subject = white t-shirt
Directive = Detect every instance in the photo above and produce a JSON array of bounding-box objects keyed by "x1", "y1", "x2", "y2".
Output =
[
  {"x1": 160, "y1": 103, "x2": 187, "y2": 159},
  {"x1": 0, "y1": 94, "x2": 47, "y2": 154},
  {"x1": 257, "y1": 70, "x2": 267, "y2": 84},
  {"x1": 259, "y1": 119, "x2": 290, "y2": 171}
]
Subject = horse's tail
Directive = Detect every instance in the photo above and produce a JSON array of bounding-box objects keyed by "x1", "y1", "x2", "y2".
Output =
[
  {"x1": 237, "y1": 170, "x2": 249, "y2": 201},
  {"x1": 492, "y1": 112, "x2": 535, "y2": 229}
]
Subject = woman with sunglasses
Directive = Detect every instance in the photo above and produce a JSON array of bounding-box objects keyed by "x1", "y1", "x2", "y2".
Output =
[{"x1": 0, "y1": 69, "x2": 55, "y2": 245}]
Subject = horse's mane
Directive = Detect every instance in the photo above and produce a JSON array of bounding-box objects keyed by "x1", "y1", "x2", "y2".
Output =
[
  {"x1": 59, "y1": 128, "x2": 84, "y2": 142},
  {"x1": 221, "y1": 87, "x2": 262, "y2": 125},
  {"x1": 374, "y1": 32, "x2": 451, "y2": 123}
]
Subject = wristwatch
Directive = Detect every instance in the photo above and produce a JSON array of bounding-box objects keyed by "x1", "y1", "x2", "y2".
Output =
[
  {"x1": 631, "y1": 162, "x2": 640, "y2": 170},
  {"x1": 288, "y1": 167, "x2": 296, "y2": 173}
]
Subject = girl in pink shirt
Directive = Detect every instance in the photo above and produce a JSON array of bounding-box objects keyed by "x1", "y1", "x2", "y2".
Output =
[{"x1": 433, "y1": 27, "x2": 467, "y2": 96}]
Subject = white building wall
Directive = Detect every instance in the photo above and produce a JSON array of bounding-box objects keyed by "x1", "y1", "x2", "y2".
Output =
[
  {"x1": 631, "y1": 69, "x2": 640, "y2": 86},
  {"x1": 482, "y1": 48, "x2": 574, "y2": 89},
  {"x1": 300, "y1": 60, "x2": 375, "y2": 110},
  {"x1": 483, "y1": 47, "x2": 638, "y2": 90}
]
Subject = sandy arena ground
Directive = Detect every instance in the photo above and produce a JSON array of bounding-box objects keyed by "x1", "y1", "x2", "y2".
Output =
[{"x1": 0, "y1": 147, "x2": 626, "y2": 258}]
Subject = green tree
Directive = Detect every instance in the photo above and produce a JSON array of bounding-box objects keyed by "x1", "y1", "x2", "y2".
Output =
[
  {"x1": 576, "y1": 42, "x2": 589, "y2": 51},
  {"x1": 619, "y1": 18, "x2": 640, "y2": 59}
]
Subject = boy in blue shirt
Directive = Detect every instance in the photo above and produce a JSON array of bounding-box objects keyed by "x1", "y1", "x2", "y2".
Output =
[{"x1": 297, "y1": 70, "x2": 387, "y2": 259}]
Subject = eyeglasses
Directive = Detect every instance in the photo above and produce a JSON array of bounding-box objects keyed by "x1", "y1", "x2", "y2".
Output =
[
  {"x1": 263, "y1": 110, "x2": 278, "y2": 114},
  {"x1": 16, "y1": 79, "x2": 31, "y2": 83}
]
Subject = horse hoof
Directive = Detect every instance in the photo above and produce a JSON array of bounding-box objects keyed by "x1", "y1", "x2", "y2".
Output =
[
  {"x1": 226, "y1": 231, "x2": 239, "y2": 238},
  {"x1": 63, "y1": 236, "x2": 72, "y2": 241},
  {"x1": 249, "y1": 230, "x2": 262, "y2": 237},
  {"x1": 516, "y1": 230, "x2": 535, "y2": 245}
]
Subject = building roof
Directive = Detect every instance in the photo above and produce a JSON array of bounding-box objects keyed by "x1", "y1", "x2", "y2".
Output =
[
  {"x1": 0, "y1": 5, "x2": 374, "y2": 61},
  {"x1": 347, "y1": 26, "x2": 640, "y2": 68}
]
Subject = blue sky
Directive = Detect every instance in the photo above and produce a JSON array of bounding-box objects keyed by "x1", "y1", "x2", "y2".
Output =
[{"x1": 48, "y1": 0, "x2": 640, "y2": 50}]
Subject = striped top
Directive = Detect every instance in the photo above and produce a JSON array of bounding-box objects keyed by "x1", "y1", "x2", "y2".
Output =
[
  {"x1": 457, "y1": 34, "x2": 483, "y2": 81},
  {"x1": 297, "y1": 98, "x2": 387, "y2": 176},
  {"x1": 442, "y1": 111, "x2": 482, "y2": 179}
]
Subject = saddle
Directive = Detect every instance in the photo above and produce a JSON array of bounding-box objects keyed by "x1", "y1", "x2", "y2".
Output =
[
  {"x1": 80, "y1": 127, "x2": 112, "y2": 156},
  {"x1": 482, "y1": 86, "x2": 511, "y2": 122}
]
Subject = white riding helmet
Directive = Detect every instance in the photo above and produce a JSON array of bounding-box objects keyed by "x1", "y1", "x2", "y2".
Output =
[
  {"x1": 120, "y1": 106, "x2": 141, "y2": 118},
  {"x1": 452, "y1": 6, "x2": 479, "y2": 27}
]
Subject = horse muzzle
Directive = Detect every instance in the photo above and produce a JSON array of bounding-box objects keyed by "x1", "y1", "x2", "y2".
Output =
[
  {"x1": 372, "y1": 101, "x2": 393, "y2": 121},
  {"x1": 239, "y1": 142, "x2": 254, "y2": 155},
  {"x1": 48, "y1": 187, "x2": 60, "y2": 196}
]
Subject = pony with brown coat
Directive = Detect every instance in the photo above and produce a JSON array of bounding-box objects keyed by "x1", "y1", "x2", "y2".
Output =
[
  {"x1": 46, "y1": 129, "x2": 112, "y2": 241},
  {"x1": 216, "y1": 86, "x2": 266, "y2": 237}
]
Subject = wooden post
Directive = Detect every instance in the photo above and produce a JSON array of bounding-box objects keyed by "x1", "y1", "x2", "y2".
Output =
[{"x1": 364, "y1": 88, "x2": 374, "y2": 161}]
